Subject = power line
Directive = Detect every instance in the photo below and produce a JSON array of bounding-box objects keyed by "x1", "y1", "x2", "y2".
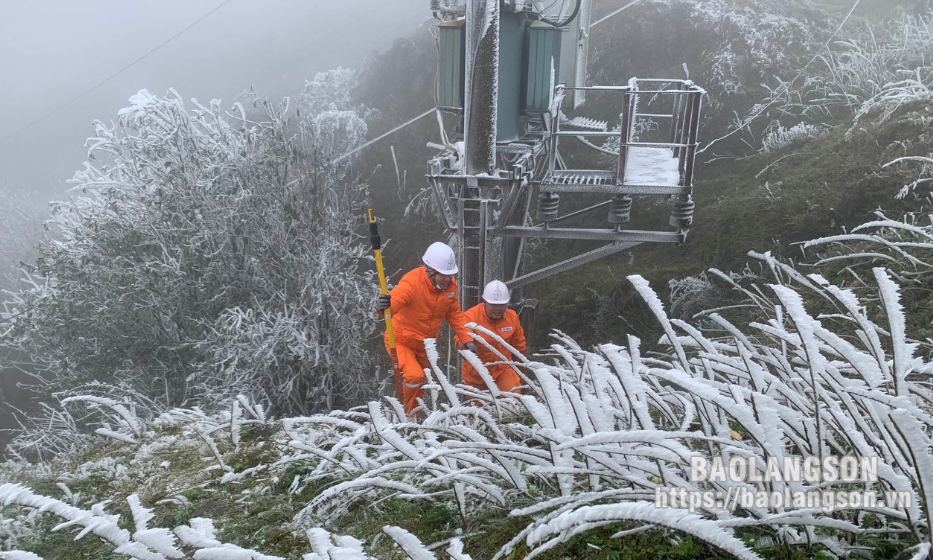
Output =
[
  {"x1": 0, "y1": 0, "x2": 235, "y2": 146},
  {"x1": 334, "y1": 109, "x2": 436, "y2": 163},
  {"x1": 590, "y1": 0, "x2": 642, "y2": 28}
]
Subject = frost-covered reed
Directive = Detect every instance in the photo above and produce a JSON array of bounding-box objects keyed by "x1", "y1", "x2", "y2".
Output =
[
  {"x1": 7, "y1": 158, "x2": 933, "y2": 557},
  {"x1": 3, "y1": 260, "x2": 933, "y2": 558}
]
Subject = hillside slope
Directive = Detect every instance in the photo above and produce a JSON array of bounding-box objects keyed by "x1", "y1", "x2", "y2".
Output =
[
  {"x1": 350, "y1": 0, "x2": 930, "y2": 350},
  {"x1": 3, "y1": 243, "x2": 933, "y2": 560},
  {"x1": 531, "y1": 101, "x2": 933, "y2": 347}
]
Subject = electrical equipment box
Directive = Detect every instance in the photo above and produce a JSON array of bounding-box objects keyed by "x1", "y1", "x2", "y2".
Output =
[
  {"x1": 524, "y1": 21, "x2": 562, "y2": 114},
  {"x1": 438, "y1": 20, "x2": 465, "y2": 111},
  {"x1": 497, "y1": 10, "x2": 527, "y2": 143}
]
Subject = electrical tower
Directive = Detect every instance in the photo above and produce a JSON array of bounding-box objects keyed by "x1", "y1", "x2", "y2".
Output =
[{"x1": 426, "y1": 0, "x2": 704, "y2": 342}]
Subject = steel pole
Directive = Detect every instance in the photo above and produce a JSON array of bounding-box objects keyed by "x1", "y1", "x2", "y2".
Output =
[{"x1": 461, "y1": 0, "x2": 500, "y2": 311}]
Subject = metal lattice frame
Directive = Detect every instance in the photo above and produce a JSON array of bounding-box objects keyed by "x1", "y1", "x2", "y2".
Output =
[{"x1": 427, "y1": 78, "x2": 704, "y2": 309}]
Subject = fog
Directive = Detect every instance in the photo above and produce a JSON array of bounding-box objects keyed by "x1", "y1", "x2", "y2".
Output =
[{"x1": 0, "y1": 0, "x2": 426, "y2": 197}]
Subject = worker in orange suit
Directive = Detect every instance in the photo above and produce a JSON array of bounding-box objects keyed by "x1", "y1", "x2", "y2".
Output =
[
  {"x1": 456, "y1": 280, "x2": 527, "y2": 395},
  {"x1": 375, "y1": 242, "x2": 474, "y2": 416}
]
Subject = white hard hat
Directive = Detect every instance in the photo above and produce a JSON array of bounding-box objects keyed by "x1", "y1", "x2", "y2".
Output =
[
  {"x1": 482, "y1": 280, "x2": 511, "y2": 304},
  {"x1": 422, "y1": 242, "x2": 458, "y2": 275}
]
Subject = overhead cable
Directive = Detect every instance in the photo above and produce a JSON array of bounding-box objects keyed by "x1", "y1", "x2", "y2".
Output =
[
  {"x1": 535, "y1": 0, "x2": 582, "y2": 27},
  {"x1": 590, "y1": 0, "x2": 643, "y2": 28},
  {"x1": 0, "y1": 0, "x2": 236, "y2": 145},
  {"x1": 334, "y1": 109, "x2": 436, "y2": 163}
]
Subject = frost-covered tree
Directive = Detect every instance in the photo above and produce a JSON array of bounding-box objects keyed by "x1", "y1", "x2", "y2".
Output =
[
  {"x1": 298, "y1": 67, "x2": 358, "y2": 116},
  {"x1": 1, "y1": 80, "x2": 379, "y2": 416}
]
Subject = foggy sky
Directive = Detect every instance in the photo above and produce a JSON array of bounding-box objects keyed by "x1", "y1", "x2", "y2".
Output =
[{"x1": 0, "y1": 0, "x2": 426, "y2": 197}]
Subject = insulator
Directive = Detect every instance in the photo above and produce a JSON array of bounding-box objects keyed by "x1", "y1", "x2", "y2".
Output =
[
  {"x1": 430, "y1": 0, "x2": 440, "y2": 10},
  {"x1": 669, "y1": 196, "x2": 696, "y2": 229},
  {"x1": 537, "y1": 191, "x2": 560, "y2": 222},
  {"x1": 607, "y1": 195, "x2": 633, "y2": 224}
]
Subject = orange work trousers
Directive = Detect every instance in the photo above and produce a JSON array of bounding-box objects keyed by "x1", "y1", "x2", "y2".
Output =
[
  {"x1": 463, "y1": 365, "x2": 524, "y2": 394},
  {"x1": 386, "y1": 340, "x2": 431, "y2": 415}
]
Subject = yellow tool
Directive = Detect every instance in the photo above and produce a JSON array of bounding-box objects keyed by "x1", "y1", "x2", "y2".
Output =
[{"x1": 368, "y1": 209, "x2": 404, "y2": 404}]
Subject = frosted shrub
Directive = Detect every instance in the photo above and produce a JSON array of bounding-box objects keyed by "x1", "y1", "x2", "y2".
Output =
[
  {"x1": 667, "y1": 272, "x2": 726, "y2": 318},
  {"x1": 4, "y1": 383, "x2": 159, "y2": 462},
  {"x1": 3, "y1": 403, "x2": 86, "y2": 464},
  {"x1": 760, "y1": 122, "x2": 824, "y2": 152},
  {"x1": 707, "y1": 11, "x2": 933, "y2": 154},
  {"x1": 688, "y1": 0, "x2": 821, "y2": 98},
  {"x1": 298, "y1": 67, "x2": 358, "y2": 117},
  {"x1": 0, "y1": 82, "x2": 378, "y2": 417}
]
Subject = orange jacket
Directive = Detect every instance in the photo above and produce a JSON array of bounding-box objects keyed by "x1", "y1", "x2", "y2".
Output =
[
  {"x1": 457, "y1": 304, "x2": 526, "y2": 383},
  {"x1": 382, "y1": 266, "x2": 470, "y2": 348}
]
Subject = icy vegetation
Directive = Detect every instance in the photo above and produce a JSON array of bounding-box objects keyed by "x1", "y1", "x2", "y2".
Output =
[
  {"x1": 589, "y1": 0, "x2": 826, "y2": 105},
  {"x1": 4, "y1": 229, "x2": 933, "y2": 557},
  {"x1": 685, "y1": 0, "x2": 822, "y2": 98},
  {"x1": 759, "y1": 122, "x2": 825, "y2": 153},
  {"x1": 804, "y1": 13, "x2": 933, "y2": 133},
  {"x1": 712, "y1": 11, "x2": 933, "y2": 153},
  {"x1": 5, "y1": 4, "x2": 933, "y2": 559},
  {"x1": 0, "y1": 482, "x2": 399, "y2": 560},
  {"x1": 0, "y1": 73, "x2": 379, "y2": 418}
]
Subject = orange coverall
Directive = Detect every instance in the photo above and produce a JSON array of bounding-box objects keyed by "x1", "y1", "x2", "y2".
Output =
[
  {"x1": 457, "y1": 304, "x2": 527, "y2": 394},
  {"x1": 380, "y1": 266, "x2": 470, "y2": 414}
]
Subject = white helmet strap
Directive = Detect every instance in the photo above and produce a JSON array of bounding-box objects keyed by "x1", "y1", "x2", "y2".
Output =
[{"x1": 425, "y1": 267, "x2": 444, "y2": 291}]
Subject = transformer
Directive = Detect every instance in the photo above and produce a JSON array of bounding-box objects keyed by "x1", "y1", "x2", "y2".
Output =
[
  {"x1": 496, "y1": 10, "x2": 527, "y2": 142},
  {"x1": 524, "y1": 21, "x2": 562, "y2": 115},
  {"x1": 437, "y1": 20, "x2": 466, "y2": 111}
]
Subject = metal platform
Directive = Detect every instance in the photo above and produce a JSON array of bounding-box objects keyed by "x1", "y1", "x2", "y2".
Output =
[
  {"x1": 541, "y1": 147, "x2": 689, "y2": 195},
  {"x1": 540, "y1": 79, "x2": 704, "y2": 198},
  {"x1": 425, "y1": 77, "x2": 705, "y2": 307}
]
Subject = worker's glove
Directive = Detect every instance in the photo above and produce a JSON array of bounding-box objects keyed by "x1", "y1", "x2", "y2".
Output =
[
  {"x1": 375, "y1": 294, "x2": 391, "y2": 311},
  {"x1": 464, "y1": 342, "x2": 478, "y2": 353}
]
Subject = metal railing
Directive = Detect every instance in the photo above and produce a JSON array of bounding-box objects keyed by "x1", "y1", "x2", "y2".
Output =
[
  {"x1": 423, "y1": 78, "x2": 705, "y2": 297},
  {"x1": 549, "y1": 78, "x2": 705, "y2": 191}
]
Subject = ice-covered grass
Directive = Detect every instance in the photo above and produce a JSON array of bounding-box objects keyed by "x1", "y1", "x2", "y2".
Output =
[
  {"x1": 0, "y1": 482, "x2": 431, "y2": 560},
  {"x1": 760, "y1": 122, "x2": 825, "y2": 153},
  {"x1": 3, "y1": 254, "x2": 933, "y2": 558},
  {"x1": 706, "y1": 11, "x2": 933, "y2": 154},
  {"x1": 7, "y1": 148, "x2": 933, "y2": 556},
  {"x1": 803, "y1": 14, "x2": 933, "y2": 136}
]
